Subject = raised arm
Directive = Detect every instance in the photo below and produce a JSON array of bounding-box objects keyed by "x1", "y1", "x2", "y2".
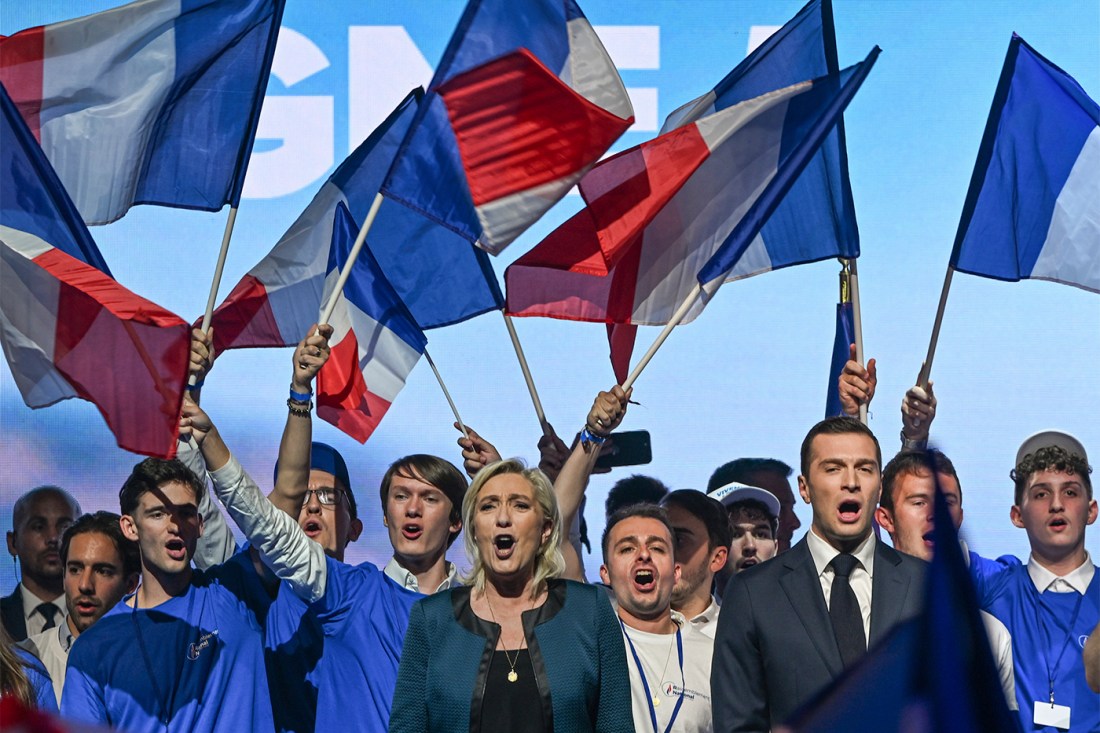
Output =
[
  {"x1": 900, "y1": 372, "x2": 936, "y2": 450},
  {"x1": 181, "y1": 399, "x2": 328, "y2": 602},
  {"x1": 455, "y1": 423, "x2": 503, "y2": 479},
  {"x1": 837, "y1": 343, "x2": 876, "y2": 417},
  {"x1": 266, "y1": 324, "x2": 333, "y2": 518},
  {"x1": 554, "y1": 386, "x2": 630, "y2": 581}
]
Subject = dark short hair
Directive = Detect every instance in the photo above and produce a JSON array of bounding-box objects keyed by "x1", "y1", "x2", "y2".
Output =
[
  {"x1": 707, "y1": 458, "x2": 792, "y2": 493},
  {"x1": 605, "y1": 475, "x2": 670, "y2": 519},
  {"x1": 1011, "y1": 445, "x2": 1093, "y2": 505},
  {"x1": 11, "y1": 486, "x2": 81, "y2": 529},
  {"x1": 380, "y1": 455, "x2": 467, "y2": 547},
  {"x1": 119, "y1": 458, "x2": 205, "y2": 516},
  {"x1": 601, "y1": 503, "x2": 676, "y2": 563},
  {"x1": 61, "y1": 512, "x2": 140, "y2": 578},
  {"x1": 661, "y1": 490, "x2": 732, "y2": 551},
  {"x1": 880, "y1": 450, "x2": 961, "y2": 513},
  {"x1": 799, "y1": 416, "x2": 882, "y2": 477},
  {"x1": 727, "y1": 499, "x2": 779, "y2": 537}
]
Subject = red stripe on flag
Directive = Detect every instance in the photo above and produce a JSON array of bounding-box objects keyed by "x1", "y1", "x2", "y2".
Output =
[
  {"x1": 317, "y1": 330, "x2": 392, "y2": 444},
  {"x1": 208, "y1": 274, "x2": 283, "y2": 354},
  {"x1": 34, "y1": 248, "x2": 190, "y2": 457},
  {"x1": 437, "y1": 47, "x2": 632, "y2": 206},
  {"x1": 0, "y1": 26, "x2": 45, "y2": 140},
  {"x1": 581, "y1": 125, "x2": 711, "y2": 268}
]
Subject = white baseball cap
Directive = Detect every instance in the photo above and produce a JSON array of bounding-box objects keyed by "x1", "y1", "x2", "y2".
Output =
[{"x1": 707, "y1": 481, "x2": 780, "y2": 518}]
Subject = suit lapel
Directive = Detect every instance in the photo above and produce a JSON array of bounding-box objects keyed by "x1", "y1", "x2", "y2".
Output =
[
  {"x1": 869, "y1": 541, "x2": 909, "y2": 646},
  {"x1": 1, "y1": 586, "x2": 28, "y2": 640},
  {"x1": 779, "y1": 540, "x2": 843, "y2": 677}
]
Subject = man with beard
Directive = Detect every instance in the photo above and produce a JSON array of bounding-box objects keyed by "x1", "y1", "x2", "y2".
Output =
[
  {"x1": 19, "y1": 511, "x2": 139, "y2": 705},
  {"x1": 660, "y1": 490, "x2": 729, "y2": 638},
  {"x1": 3, "y1": 487, "x2": 81, "y2": 641}
]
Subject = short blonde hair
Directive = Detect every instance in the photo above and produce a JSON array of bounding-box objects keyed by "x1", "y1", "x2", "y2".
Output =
[{"x1": 462, "y1": 459, "x2": 565, "y2": 596}]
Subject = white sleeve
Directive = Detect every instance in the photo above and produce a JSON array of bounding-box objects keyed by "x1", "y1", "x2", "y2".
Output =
[
  {"x1": 208, "y1": 454, "x2": 327, "y2": 602},
  {"x1": 178, "y1": 438, "x2": 237, "y2": 570}
]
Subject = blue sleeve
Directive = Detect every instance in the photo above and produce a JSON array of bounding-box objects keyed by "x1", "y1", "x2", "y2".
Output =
[
  {"x1": 968, "y1": 552, "x2": 1016, "y2": 610},
  {"x1": 389, "y1": 600, "x2": 431, "y2": 733},
  {"x1": 594, "y1": 588, "x2": 635, "y2": 733},
  {"x1": 60, "y1": 645, "x2": 107, "y2": 724},
  {"x1": 14, "y1": 648, "x2": 58, "y2": 714}
]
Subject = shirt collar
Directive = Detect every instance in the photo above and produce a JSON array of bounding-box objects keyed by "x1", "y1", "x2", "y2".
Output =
[
  {"x1": 383, "y1": 557, "x2": 458, "y2": 594},
  {"x1": 806, "y1": 528, "x2": 877, "y2": 579},
  {"x1": 688, "y1": 598, "x2": 720, "y2": 626},
  {"x1": 19, "y1": 583, "x2": 65, "y2": 621},
  {"x1": 1027, "y1": 552, "x2": 1094, "y2": 594},
  {"x1": 58, "y1": 621, "x2": 75, "y2": 653}
]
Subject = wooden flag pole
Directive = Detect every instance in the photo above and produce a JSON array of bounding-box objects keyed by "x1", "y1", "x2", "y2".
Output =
[
  {"x1": 502, "y1": 312, "x2": 553, "y2": 437},
  {"x1": 918, "y1": 265, "x2": 956, "y2": 390},
  {"x1": 621, "y1": 282, "x2": 704, "y2": 392},
  {"x1": 190, "y1": 206, "x2": 240, "y2": 385},
  {"x1": 318, "y1": 192, "x2": 385, "y2": 326},
  {"x1": 424, "y1": 348, "x2": 468, "y2": 440},
  {"x1": 846, "y1": 258, "x2": 868, "y2": 425}
]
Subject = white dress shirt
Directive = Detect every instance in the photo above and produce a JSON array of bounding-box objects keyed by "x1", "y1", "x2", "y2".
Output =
[
  {"x1": 19, "y1": 622, "x2": 74, "y2": 706},
  {"x1": 1027, "y1": 551, "x2": 1094, "y2": 594},
  {"x1": 383, "y1": 558, "x2": 459, "y2": 594},
  {"x1": 19, "y1": 583, "x2": 66, "y2": 638},
  {"x1": 806, "y1": 529, "x2": 876, "y2": 642}
]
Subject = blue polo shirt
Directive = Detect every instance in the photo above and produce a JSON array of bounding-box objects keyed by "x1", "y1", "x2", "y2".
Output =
[
  {"x1": 970, "y1": 553, "x2": 1099, "y2": 733},
  {"x1": 62, "y1": 555, "x2": 273, "y2": 732}
]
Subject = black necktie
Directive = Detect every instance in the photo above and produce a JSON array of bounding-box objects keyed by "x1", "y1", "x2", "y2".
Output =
[
  {"x1": 828, "y1": 553, "x2": 866, "y2": 667},
  {"x1": 36, "y1": 602, "x2": 58, "y2": 631}
]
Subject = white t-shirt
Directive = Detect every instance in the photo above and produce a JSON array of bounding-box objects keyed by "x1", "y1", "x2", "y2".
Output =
[{"x1": 618, "y1": 616, "x2": 713, "y2": 733}]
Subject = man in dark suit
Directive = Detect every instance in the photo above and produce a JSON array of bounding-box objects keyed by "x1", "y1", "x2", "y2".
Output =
[
  {"x1": 711, "y1": 416, "x2": 925, "y2": 732},
  {"x1": 4, "y1": 486, "x2": 81, "y2": 641}
]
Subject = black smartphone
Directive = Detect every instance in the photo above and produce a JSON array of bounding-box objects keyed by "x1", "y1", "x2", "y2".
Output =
[{"x1": 595, "y1": 430, "x2": 652, "y2": 469}]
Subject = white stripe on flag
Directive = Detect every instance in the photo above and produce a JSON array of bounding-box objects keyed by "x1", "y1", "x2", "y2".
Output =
[
  {"x1": 325, "y1": 292, "x2": 423, "y2": 404},
  {"x1": 40, "y1": 0, "x2": 182, "y2": 224},
  {"x1": 564, "y1": 18, "x2": 633, "y2": 119},
  {"x1": 1031, "y1": 127, "x2": 1100, "y2": 293}
]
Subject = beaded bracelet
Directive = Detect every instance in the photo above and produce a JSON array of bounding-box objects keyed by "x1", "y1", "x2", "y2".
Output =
[{"x1": 287, "y1": 397, "x2": 313, "y2": 417}]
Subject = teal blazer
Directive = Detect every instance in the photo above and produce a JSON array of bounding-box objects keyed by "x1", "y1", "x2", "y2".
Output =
[{"x1": 389, "y1": 578, "x2": 634, "y2": 733}]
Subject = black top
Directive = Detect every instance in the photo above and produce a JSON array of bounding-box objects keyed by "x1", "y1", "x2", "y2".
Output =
[{"x1": 480, "y1": 649, "x2": 546, "y2": 733}]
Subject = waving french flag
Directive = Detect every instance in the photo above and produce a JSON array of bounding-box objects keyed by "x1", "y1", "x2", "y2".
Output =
[
  {"x1": 209, "y1": 89, "x2": 502, "y2": 358},
  {"x1": 0, "y1": 0, "x2": 283, "y2": 226},
  {"x1": 381, "y1": 0, "x2": 634, "y2": 254},
  {"x1": 317, "y1": 204, "x2": 427, "y2": 444},
  {"x1": 0, "y1": 84, "x2": 191, "y2": 457},
  {"x1": 950, "y1": 35, "x2": 1099, "y2": 294}
]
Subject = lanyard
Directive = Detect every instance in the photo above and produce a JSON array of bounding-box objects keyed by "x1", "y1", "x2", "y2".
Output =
[
  {"x1": 1036, "y1": 589, "x2": 1085, "y2": 705},
  {"x1": 619, "y1": 619, "x2": 685, "y2": 733}
]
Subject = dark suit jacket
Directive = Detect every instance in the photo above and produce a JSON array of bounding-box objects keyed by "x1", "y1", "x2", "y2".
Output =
[
  {"x1": 711, "y1": 536, "x2": 926, "y2": 732},
  {"x1": 2, "y1": 585, "x2": 28, "y2": 641}
]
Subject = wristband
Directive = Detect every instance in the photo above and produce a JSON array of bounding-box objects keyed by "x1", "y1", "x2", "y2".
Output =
[
  {"x1": 287, "y1": 397, "x2": 313, "y2": 417},
  {"x1": 289, "y1": 387, "x2": 313, "y2": 403},
  {"x1": 580, "y1": 427, "x2": 606, "y2": 447},
  {"x1": 185, "y1": 379, "x2": 204, "y2": 392}
]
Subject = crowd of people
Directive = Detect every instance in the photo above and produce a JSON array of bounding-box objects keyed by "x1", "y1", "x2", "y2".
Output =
[{"x1": 2, "y1": 326, "x2": 1097, "y2": 733}]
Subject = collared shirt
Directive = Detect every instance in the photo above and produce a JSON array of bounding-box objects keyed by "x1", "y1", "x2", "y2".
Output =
[
  {"x1": 383, "y1": 557, "x2": 458, "y2": 594},
  {"x1": 19, "y1": 622, "x2": 74, "y2": 706},
  {"x1": 806, "y1": 529, "x2": 876, "y2": 641},
  {"x1": 1026, "y1": 551, "x2": 1094, "y2": 594},
  {"x1": 19, "y1": 583, "x2": 66, "y2": 638},
  {"x1": 686, "y1": 597, "x2": 721, "y2": 639}
]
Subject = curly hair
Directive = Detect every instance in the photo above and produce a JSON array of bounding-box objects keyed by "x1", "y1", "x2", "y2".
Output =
[
  {"x1": 1011, "y1": 445, "x2": 1092, "y2": 505},
  {"x1": 462, "y1": 459, "x2": 564, "y2": 597}
]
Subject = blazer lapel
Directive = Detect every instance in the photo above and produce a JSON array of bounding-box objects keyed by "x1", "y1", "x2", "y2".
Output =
[
  {"x1": 779, "y1": 540, "x2": 843, "y2": 677},
  {"x1": 869, "y1": 541, "x2": 909, "y2": 646}
]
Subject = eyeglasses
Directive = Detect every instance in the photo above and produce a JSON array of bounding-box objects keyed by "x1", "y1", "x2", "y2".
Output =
[{"x1": 303, "y1": 487, "x2": 344, "y2": 507}]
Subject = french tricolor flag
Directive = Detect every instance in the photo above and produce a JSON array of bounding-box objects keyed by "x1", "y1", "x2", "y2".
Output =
[
  {"x1": 950, "y1": 35, "x2": 1099, "y2": 294},
  {"x1": 0, "y1": 0, "x2": 283, "y2": 226},
  {"x1": 506, "y1": 52, "x2": 879, "y2": 339},
  {"x1": 0, "y1": 84, "x2": 191, "y2": 458},
  {"x1": 381, "y1": 0, "x2": 634, "y2": 254},
  {"x1": 317, "y1": 204, "x2": 427, "y2": 444}
]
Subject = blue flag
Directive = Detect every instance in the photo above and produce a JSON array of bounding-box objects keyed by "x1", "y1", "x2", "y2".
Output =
[
  {"x1": 825, "y1": 301, "x2": 855, "y2": 417},
  {"x1": 951, "y1": 34, "x2": 1099, "y2": 293}
]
